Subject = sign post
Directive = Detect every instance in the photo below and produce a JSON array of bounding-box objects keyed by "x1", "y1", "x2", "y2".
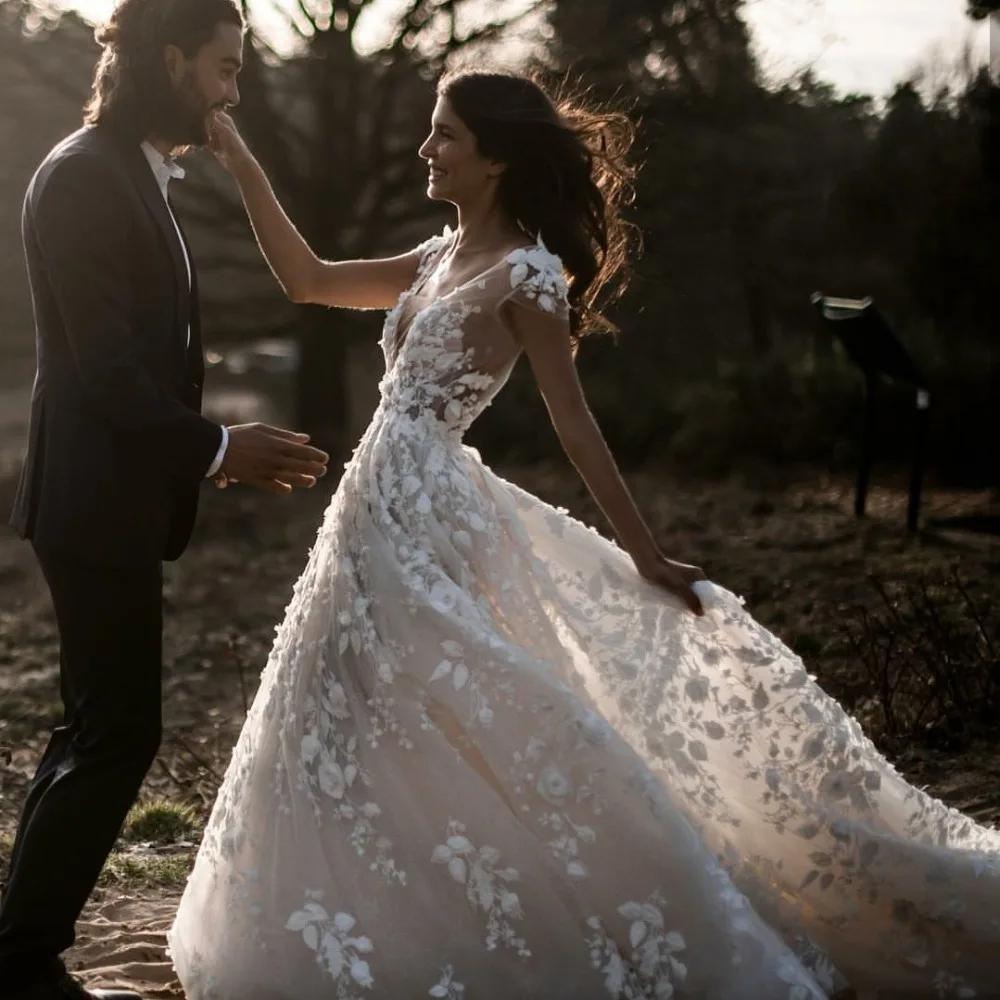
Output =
[{"x1": 811, "y1": 294, "x2": 930, "y2": 532}]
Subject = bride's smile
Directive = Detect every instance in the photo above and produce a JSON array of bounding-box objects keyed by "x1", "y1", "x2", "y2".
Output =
[{"x1": 418, "y1": 97, "x2": 506, "y2": 209}]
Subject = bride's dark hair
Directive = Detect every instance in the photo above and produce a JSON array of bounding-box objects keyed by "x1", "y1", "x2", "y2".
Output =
[{"x1": 437, "y1": 69, "x2": 639, "y2": 341}]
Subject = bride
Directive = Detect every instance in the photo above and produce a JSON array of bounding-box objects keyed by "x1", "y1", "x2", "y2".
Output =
[{"x1": 167, "y1": 70, "x2": 1000, "y2": 999}]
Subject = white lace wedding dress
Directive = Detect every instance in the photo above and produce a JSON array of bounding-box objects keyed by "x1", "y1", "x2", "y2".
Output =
[{"x1": 168, "y1": 231, "x2": 1000, "y2": 1000}]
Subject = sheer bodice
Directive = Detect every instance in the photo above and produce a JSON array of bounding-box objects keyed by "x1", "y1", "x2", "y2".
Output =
[
  {"x1": 168, "y1": 231, "x2": 1000, "y2": 1000},
  {"x1": 375, "y1": 229, "x2": 568, "y2": 435}
]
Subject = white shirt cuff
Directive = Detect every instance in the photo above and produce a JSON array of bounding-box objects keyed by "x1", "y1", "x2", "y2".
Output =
[{"x1": 205, "y1": 425, "x2": 229, "y2": 478}]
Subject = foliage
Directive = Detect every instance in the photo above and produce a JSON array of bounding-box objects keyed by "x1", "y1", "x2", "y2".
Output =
[
  {"x1": 844, "y1": 571, "x2": 1000, "y2": 751},
  {"x1": 664, "y1": 356, "x2": 862, "y2": 475},
  {"x1": 219, "y1": 0, "x2": 542, "y2": 453},
  {"x1": 549, "y1": 0, "x2": 758, "y2": 100},
  {"x1": 0, "y1": 0, "x2": 995, "y2": 482},
  {"x1": 0, "y1": 0, "x2": 540, "y2": 454}
]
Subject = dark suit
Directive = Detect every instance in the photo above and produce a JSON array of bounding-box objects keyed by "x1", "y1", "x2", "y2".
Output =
[
  {"x1": 0, "y1": 125, "x2": 222, "y2": 986},
  {"x1": 10, "y1": 125, "x2": 221, "y2": 564}
]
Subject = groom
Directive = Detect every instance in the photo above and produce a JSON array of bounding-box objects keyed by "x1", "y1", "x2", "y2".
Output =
[{"x1": 0, "y1": 1, "x2": 329, "y2": 997}]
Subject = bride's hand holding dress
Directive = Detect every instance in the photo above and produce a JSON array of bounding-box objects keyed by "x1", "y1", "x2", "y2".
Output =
[{"x1": 500, "y1": 283, "x2": 707, "y2": 618}]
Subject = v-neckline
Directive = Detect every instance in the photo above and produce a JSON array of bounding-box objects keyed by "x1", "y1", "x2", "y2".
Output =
[{"x1": 389, "y1": 235, "x2": 538, "y2": 364}]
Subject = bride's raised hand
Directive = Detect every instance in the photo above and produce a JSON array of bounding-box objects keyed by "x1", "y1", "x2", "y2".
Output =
[
  {"x1": 633, "y1": 550, "x2": 706, "y2": 616},
  {"x1": 208, "y1": 110, "x2": 253, "y2": 175}
]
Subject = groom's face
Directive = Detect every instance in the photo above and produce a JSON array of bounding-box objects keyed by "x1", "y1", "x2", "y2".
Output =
[{"x1": 164, "y1": 22, "x2": 244, "y2": 147}]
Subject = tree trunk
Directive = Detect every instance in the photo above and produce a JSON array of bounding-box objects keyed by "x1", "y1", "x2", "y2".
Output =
[{"x1": 295, "y1": 306, "x2": 349, "y2": 462}]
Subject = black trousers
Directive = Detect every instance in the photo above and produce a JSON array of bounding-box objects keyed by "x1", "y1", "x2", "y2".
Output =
[{"x1": 0, "y1": 545, "x2": 163, "y2": 986}]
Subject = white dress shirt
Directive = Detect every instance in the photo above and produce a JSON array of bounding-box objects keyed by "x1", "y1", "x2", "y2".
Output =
[{"x1": 140, "y1": 141, "x2": 228, "y2": 478}]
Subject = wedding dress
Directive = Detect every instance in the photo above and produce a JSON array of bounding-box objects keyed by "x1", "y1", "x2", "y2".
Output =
[{"x1": 167, "y1": 230, "x2": 1000, "y2": 1000}]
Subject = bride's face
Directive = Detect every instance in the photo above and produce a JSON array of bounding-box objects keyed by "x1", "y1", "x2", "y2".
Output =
[{"x1": 418, "y1": 97, "x2": 503, "y2": 206}]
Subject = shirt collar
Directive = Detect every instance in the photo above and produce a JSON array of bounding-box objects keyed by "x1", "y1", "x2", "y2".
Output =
[{"x1": 140, "y1": 141, "x2": 186, "y2": 192}]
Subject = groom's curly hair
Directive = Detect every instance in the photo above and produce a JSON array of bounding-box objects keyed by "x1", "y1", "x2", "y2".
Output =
[
  {"x1": 83, "y1": 0, "x2": 244, "y2": 142},
  {"x1": 437, "y1": 69, "x2": 640, "y2": 344}
]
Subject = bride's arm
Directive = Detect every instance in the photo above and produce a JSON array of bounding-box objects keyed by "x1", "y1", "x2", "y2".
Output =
[
  {"x1": 208, "y1": 113, "x2": 419, "y2": 311},
  {"x1": 504, "y1": 302, "x2": 705, "y2": 615}
]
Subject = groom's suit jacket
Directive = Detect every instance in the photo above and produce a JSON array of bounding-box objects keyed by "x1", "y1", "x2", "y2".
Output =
[{"x1": 9, "y1": 125, "x2": 223, "y2": 566}]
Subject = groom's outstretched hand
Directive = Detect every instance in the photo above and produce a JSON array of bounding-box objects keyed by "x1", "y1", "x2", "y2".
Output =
[{"x1": 217, "y1": 423, "x2": 329, "y2": 495}]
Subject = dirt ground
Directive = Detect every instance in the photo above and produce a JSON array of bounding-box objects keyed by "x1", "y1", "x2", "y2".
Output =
[{"x1": 0, "y1": 456, "x2": 998, "y2": 993}]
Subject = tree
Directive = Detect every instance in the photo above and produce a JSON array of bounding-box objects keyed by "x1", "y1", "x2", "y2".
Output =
[
  {"x1": 4, "y1": 0, "x2": 994, "y2": 479},
  {"x1": 546, "y1": 1, "x2": 839, "y2": 378},
  {"x1": 0, "y1": 3, "x2": 102, "y2": 342},
  {"x1": 550, "y1": 0, "x2": 759, "y2": 102},
  {"x1": 0, "y1": 0, "x2": 542, "y2": 458},
  {"x1": 194, "y1": 0, "x2": 543, "y2": 455}
]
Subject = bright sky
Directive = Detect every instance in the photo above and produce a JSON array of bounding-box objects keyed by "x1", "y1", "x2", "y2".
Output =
[
  {"x1": 58, "y1": 0, "x2": 991, "y2": 98},
  {"x1": 745, "y1": 0, "x2": 991, "y2": 96}
]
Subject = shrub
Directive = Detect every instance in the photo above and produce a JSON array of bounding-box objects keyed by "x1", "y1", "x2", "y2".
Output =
[
  {"x1": 843, "y1": 570, "x2": 999, "y2": 749},
  {"x1": 121, "y1": 797, "x2": 199, "y2": 845}
]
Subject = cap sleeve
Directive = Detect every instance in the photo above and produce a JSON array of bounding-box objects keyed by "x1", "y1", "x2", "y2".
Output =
[{"x1": 499, "y1": 243, "x2": 570, "y2": 325}]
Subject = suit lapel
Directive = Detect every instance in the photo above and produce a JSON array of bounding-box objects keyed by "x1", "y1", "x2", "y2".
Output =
[
  {"x1": 177, "y1": 221, "x2": 205, "y2": 383},
  {"x1": 116, "y1": 140, "x2": 192, "y2": 349}
]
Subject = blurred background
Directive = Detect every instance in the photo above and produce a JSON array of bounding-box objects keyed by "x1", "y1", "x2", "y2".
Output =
[
  {"x1": 1, "y1": 2, "x2": 999, "y2": 909},
  {"x1": 0, "y1": 0, "x2": 996, "y2": 484}
]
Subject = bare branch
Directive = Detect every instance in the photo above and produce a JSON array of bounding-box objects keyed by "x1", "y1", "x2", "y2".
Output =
[
  {"x1": 345, "y1": 0, "x2": 365, "y2": 33},
  {"x1": 451, "y1": 7, "x2": 537, "y2": 51},
  {"x1": 254, "y1": 0, "x2": 311, "y2": 39},
  {"x1": 296, "y1": 0, "x2": 318, "y2": 33},
  {"x1": 248, "y1": 24, "x2": 285, "y2": 63},
  {"x1": 386, "y1": 0, "x2": 430, "y2": 57}
]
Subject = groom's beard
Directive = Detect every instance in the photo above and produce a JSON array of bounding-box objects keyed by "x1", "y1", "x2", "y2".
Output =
[{"x1": 162, "y1": 70, "x2": 215, "y2": 148}]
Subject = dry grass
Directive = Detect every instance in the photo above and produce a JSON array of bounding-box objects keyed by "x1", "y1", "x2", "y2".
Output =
[{"x1": 98, "y1": 850, "x2": 193, "y2": 891}]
